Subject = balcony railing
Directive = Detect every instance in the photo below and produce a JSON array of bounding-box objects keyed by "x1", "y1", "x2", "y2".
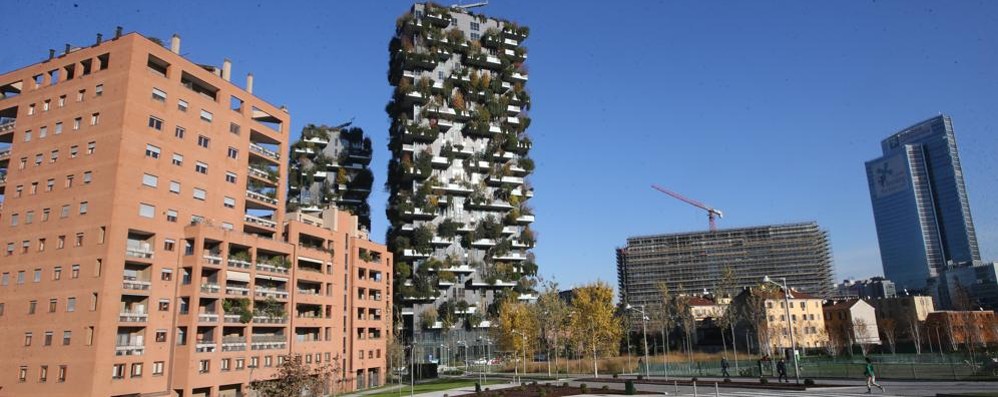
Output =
[
  {"x1": 250, "y1": 335, "x2": 287, "y2": 350},
  {"x1": 248, "y1": 166, "x2": 277, "y2": 183},
  {"x1": 0, "y1": 118, "x2": 14, "y2": 133},
  {"x1": 254, "y1": 287, "x2": 289, "y2": 299},
  {"x1": 202, "y1": 252, "x2": 222, "y2": 265},
  {"x1": 246, "y1": 190, "x2": 278, "y2": 206},
  {"x1": 252, "y1": 316, "x2": 288, "y2": 324},
  {"x1": 226, "y1": 257, "x2": 252, "y2": 269},
  {"x1": 244, "y1": 214, "x2": 277, "y2": 229},
  {"x1": 200, "y1": 284, "x2": 221, "y2": 294},
  {"x1": 195, "y1": 342, "x2": 217, "y2": 353},
  {"x1": 249, "y1": 143, "x2": 280, "y2": 161},
  {"x1": 198, "y1": 313, "x2": 219, "y2": 323},
  {"x1": 0, "y1": 149, "x2": 10, "y2": 161},
  {"x1": 225, "y1": 285, "x2": 250, "y2": 296},
  {"x1": 115, "y1": 343, "x2": 145, "y2": 356},
  {"x1": 122, "y1": 278, "x2": 151, "y2": 291},
  {"x1": 223, "y1": 314, "x2": 242, "y2": 324},
  {"x1": 255, "y1": 262, "x2": 289, "y2": 274},
  {"x1": 125, "y1": 244, "x2": 154, "y2": 259},
  {"x1": 119, "y1": 311, "x2": 148, "y2": 323},
  {"x1": 222, "y1": 337, "x2": 247, "y2": 352}
]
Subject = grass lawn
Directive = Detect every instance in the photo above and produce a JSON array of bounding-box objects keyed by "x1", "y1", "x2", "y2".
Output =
[{"x1": 362, "y1": 378, "x2": 504, "y2": 397}]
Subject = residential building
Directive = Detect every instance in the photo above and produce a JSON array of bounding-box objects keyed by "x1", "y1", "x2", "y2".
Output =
[
  {"x1": 288, "y1": 123, "x2": 374, "y2": 230},
  {"x1": 924, "y1": 311, "x2": 998, "y2": 350},
  {"x1": 617, "y1": 222, "x2": 834, "y2": 310},
  {"x1": 932, "y1": 262, "x2": 998, "y2": 311},
  {"x1": 0, "y1": 31, "x2": 391, "y2": 397},
  {"x1": 869, "y1": 295, "x2": 935, "y2": 344},
  {"x1": 831, "y1": 277, "x2": 896, "y2": 300},
  {"x1": 822, "y1": 299, "x2": 881, "y2": 349},
  {"x1": 732, "y1": 287, "x2": 829, "y2": 353},
  {"x1": 865, "y1": 115, "x2": 981, "y2": 291},
  {"x1": 385, "y1": 3, "x2": 536, "y2": 355}
]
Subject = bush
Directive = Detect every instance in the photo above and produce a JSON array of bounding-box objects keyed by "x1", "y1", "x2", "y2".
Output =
[
  {"x1": 538, "y1": 389, "x2": 548, "y2": 397},
  {"x1": 601, "y1": 385, "x2": 609, "y2": 391},
  {"x1": 723, "y1": 378, "x2": 731, "y2": 383},
  {"x1": 637, "y1": 375, "x2": 644, "y2": 380},
  {"x1": 562, "y1": 382, "x2": 569, "y2": 388},
  {"x1": 613, "y1": 373, "x2": 619, "y2": 379},
  {"x1": 804, "y1": 378, "x2": 815, "y2": 386},
  {"x1": 485, "y1": 388, "x2": 490, "y2": 392},
  {"x1": 625, "y1": 380, "x2": 636, "y2": 395},
  {"x1": 475, "y1": 382, "x2": 482, "y2": 393},
  {"x1": 691, "y1": 377, "x2": 698, "y2": 382},
  {"x1": 530, "y1": 381, "x2": 538, "y2": 386},
  {"x1": 759, "y1": 377, "x2": 769, "y2": 384},
  {"x1": 580, "y1": 383, "x2": 588, "y2": 393}
]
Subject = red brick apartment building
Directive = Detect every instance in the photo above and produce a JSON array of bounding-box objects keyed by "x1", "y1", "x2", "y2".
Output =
[{"x1": 0, "y1": 30, "x2": 391, "y2": 397}]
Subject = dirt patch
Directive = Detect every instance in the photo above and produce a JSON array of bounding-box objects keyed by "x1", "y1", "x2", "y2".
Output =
[
  {"x1": 576, "y1": 377, "x2": 847, "y2": 391},
  {"x1": 453, "y1": 383, "x2": 626, "y2": 397}
]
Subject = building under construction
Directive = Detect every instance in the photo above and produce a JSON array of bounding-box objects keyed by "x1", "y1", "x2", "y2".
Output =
[{"x1": 617, "y1": 222, "x2": 834, "y2": 308}]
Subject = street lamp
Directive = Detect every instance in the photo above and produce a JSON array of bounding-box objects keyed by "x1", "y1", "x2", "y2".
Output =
[
  {"x1": 625, "y1": 303, "x2": 651, "y2": 378},
  {"x1": 511, "y1": 329, "x2": 527, "y2": 384},
  {"x1": 762, "y1": 276, "x2": 800, "y2": 385}
]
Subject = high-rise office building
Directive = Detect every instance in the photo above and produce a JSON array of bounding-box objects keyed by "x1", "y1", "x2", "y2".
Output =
[
  {"x1": 617, "y1": 222, "x2": 834, "y2": 308},
  {"x1": 0, "y1": 31, "x2": 391, "y2": 397},
  {"x1": 865, "y1": 115, "x2": 981, "y2": 291},
  {"x1": 289, "y1": 123, "x2": 374, "y2": 230},
  {"x1": 385, "y1": 3, "x2": 537, "y2": 352}
]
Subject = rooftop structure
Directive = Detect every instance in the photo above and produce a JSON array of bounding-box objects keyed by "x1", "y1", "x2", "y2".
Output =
[{"x1": 0, "y1": 30, "x2": 391, "y2": 397}]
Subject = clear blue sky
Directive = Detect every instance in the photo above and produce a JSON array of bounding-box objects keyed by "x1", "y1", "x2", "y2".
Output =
[{"x1": 4, "y1": 1, "x2": 997, "y2": 290}]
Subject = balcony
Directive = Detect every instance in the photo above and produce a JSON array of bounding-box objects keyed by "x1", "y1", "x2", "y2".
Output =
[
  {"x1": 303, "y1": 136, "x2": 329, "y2": 146},
  {"x1": 226, "y1": 257, "x2": 252, "y2": 269},
  {"x1": 470, "y1": 239, "x2": 497, "y2": 248},
  {"x1": 222, "y1": 336, "x2": 247, "y2": 352},
  {"x1": 223, "y1": 314, "x2": 242, "y2": 324},
  {"x1": 125, "y1": 241, "x2": 154, "y2": 260},
  {"x1": 516, "y1": 214, "x2": 535, "y2": 224},
  {"x1": 431, "y1": 236, "x2": 452, "y2": 247},
  {"x1": 250, "y1": 335, "x2": 287, "y2": 350},
  {"x1": 249, "y1": 143, "x2": 281, "y2": 162},
  {"x1": 401, "y1": 207, "x2": 435, "y2": 220},
  {"x1": 502, "y1": 226, "x2": 518, "y2": 235},
  {"x1": 494, "y1": 252, "x2": 527, "y2": 261},
  {"x1": 197, "y1": 313, "x2": 219, "y2": 323},
  {"x1": 0, "y1": 148, "x2": 10, "y2": 162},
  {"x1": 248, "y1": 166, "x2": 278, "y2": 184},
  {"x1": 244, "y1": 214, "x2": 277, "y2": 230},
  {"x1": 195, "y1": 342, "x2": 218, "y2": 353},
  {"x1": 255, "y1": 262, "x2": 289, "y2": 274},
  {"x1": 254, "y1": 287, "x2": 289, "y2": 300},
  {"x1": 115, "y1": 343, "x2": 145, "y2": 356},
  {"x1": 252, "y1": 316, "x2": 288, "y2": 325},
  {"x1": 246, "y1": 190, "x2": 278, "y2": 207},
  {"x1": 510, "y1": 72, "x2": 528, "y2": 83},
  {"x1": 225, "y1": 285, "x2": 250, "y2": 296},
  {"x1": 431, "y1": 156, "x2": 449, "y2": 168},
  {"x1": 402, "y1": 249, "x2": 431, "y2": 259},
  {"x1": 200, "y1": 284, "x2": 221, "y2": 295},
  {"x1": 202, "y1": 252, "x2": 223, "y2": 265},
  {"x1": 507, "y1": 105, "x2": 522, "y2": 115},
  {"x1": 122, "y1": 277, "x2": 151, "y2": 291},
  {"x1": 119, "y1": 311, "x2": 148, "y2": 323},
  {"x1": 439, "y1": 183, "x2": 473, "y2": 195}
]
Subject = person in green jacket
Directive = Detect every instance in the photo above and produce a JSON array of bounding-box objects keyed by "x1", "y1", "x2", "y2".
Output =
[{"x1": 863, "y1": 357, "x2": 885, "y2": 393}]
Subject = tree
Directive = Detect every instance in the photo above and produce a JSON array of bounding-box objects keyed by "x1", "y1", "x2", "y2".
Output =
[
  {"x1": 568, "y1": 281, "x2": 622, "y2": 378},
  {"x1": 654, "y1": 283, "x2": 676, "y2": 360},
  {"x1": 495, "y1": 295, "x2": 538, "y2": 376},
  {"x1": 535, "y1": 279, "x2": 570, "y2": 376},
  {"x1": 879, "y1": 318, "x2": 898, "y2": 355},
  {"x1": 716, "y1": 267, "x2": 738, "y2": 360},
  {"x1": 250, "y1": 353, "x2": 340, "y2": 397},
  {"x1": 853, "y1": 318, "x2": 873, "y2": 356}
]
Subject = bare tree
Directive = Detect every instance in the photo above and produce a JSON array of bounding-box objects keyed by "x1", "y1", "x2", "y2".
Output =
[
  {"x1": 251, "y1": 353, "x2": 341, "y2": 397},
  {"x1": 818, "y1": 328, "x2": 841, "y2": 356},
  {"x1": 853, "y1": 318, "x2": 873, "y2": 356},
  {"x1": 879, "y1": 318, "x2": 898, "y2": 355},
  {"x1": 907, "y1": 317, "x2": 924, "y2": 355}
]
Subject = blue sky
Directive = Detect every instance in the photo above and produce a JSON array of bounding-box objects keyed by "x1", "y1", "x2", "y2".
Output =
[{"x1": 4, "y1": 1, "x2": 997, "y2": 289}]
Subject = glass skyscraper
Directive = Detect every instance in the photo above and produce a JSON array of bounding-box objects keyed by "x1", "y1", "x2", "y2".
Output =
[{"x1": 865, "y1": 115, "x2": 981, "y2": 291}]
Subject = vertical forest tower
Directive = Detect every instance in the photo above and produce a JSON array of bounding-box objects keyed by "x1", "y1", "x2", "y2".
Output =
[{"x1": 386, "y1": 3, "x2": 537, "y2": 348}]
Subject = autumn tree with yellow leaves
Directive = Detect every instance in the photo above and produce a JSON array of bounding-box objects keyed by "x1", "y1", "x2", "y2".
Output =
[{"x1": 568, "y1": 281, "x2": 623, "y2": 378}]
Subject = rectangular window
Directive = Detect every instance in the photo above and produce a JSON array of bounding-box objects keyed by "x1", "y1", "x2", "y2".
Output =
[
  {"x1": 197, "y1": 135, "x2": 210, "y2": 148},
  {"x1": 50, "y1": 150, "x2": 58, "y2": 163},
  {"x1": 73, "y1": 117, "x2": 81, "y2": 130},
  {"x1": 70, "y1": 145, "x2": 79, "y2": 158},
  {"x1": 192, "y1": 188, "x2": 206, "y2": 201},
  {"x1": 175, "y1": 126, "x2": 185, "y2": 139},
  {"x1": 195, "y1": 162, "x2": 208, "y2": 174},
  {"x1": 67, "y1": 297, "x2": 76, "y2": 312},
  {"x1": 199, "y1": 109, "x2": 213, "y2": 122},
  {"x1": 40, "y1": 126, "x2": 47, "y2": 138},
  {"x1": 57, "y1": 366, "x2": 66, "y2": 382},
  {"x1": 142, "y1": 174, "x2": 158, "y2": 187},
  {"x1": 225, "y1": 172, "x2": 237, "y2": 184},
  {"x1": 40, "y1": 365, "x2": 48, "y2": 382},
  {"x1": 148, "y1": 116, "x2": 163, "y2": 130},
  {"x1": 152, "y1": 362, "x2": 164, "y2": 376},
  {"x1": 223, "y1": 197, "x2": 236, "y2": 209},
  {"x1": 471, "y1": 22, "x2": 480, "y2": 31},
  {"x1": 198, "y1": 360, "x2": 210, "y2": 373},
  {"x1": 112, "y1": 364, "x2": 125, "y2": 379},
  {"x1": 71, "y1": 264, "x2": 80, "y2": 278},
  {"x1": 178, "y1": 99, "x2": 188, "y2": 112},
  {"x1": 55, "y1": 122, "x2": 63, "y2": 134},
  {"x1": 227, "y1": 147, "x2": 238, "y2": 159},
  {"x1": 145, "y1": 144, "x2": 161, "y2": 159},
  {"x1": 63, "y1": 330, "x2": 71, "y2": 345},
  {"x1": 95, "y1": 84, "x2": 104, "y2": 97},
  {"x1": 18, "y1": 366, "x2": 27, "y2": 382},
  {"x1": 131, "y1": 363, "x2": 142, "y2": 377},
  {"x1": 24, "y1": 332, "x2": 32, "y2": 346},
  {"x1": 152, "y1": 88, "x2": 167, "y2": 102},
  {"x1": 171, "y1": 153, "x2": 183, "y2": 166},
  {"x1": 59, "y1": 95, "x2": 66, "y2": 107},
  {"x1": 53, "y1": 266, "x2": 62, "y2": 280},
  {"x1": 139, "y1": 203, "x2": 155, "y2": 218},
  {"x1": 24, "y1": 130, "x2": 31, "y2": 142},
  {"x1": 229, "y1": 123, "x2": 241, "y2": 134},
  {"x1": 61, "y1": 205, "x2": 70, "y2": 218},
  {"x1": 79, "y1": 201, "x2": 88, "y2": 215},
  {"x1": 90, "y1": 112, "x2": 100, "y2": 125},
  {"x1": 83, "y1": 171, "x2": 92, "y2": 184},
  {"x1": 87, "y1": 141, "x2": 96, "y2": 154},
  {"x1": 34, "y1": 269, "x2": 42, "y2": 282},
  {"x1": 46, "y1": 179, "x2": 54, "y2": 191},
  {"x1": 169, "y1": 181, "x2": 181, "y2": 194},
  {"x1": 166, "y1": 210, "x2": 177, "y2": 222}
]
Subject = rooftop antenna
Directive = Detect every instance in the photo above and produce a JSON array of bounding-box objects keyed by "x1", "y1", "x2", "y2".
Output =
[{"x1": 452, "y1": 0, "x2": 488, "y2": 11}]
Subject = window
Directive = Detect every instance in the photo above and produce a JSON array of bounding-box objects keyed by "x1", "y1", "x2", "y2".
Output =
[
  {"x1": 79, "y1": 201, "x2": 88, "y2": 215},
  {"x1": 46, "y1": 178, "x2": 55, "y2": 191},
  {"x1": 71, "y1": 264, "x2": 79, "y2": 278},
  {"x1": 90, "y1": 112, "x2": 100, "y2": 125},
  {"x1": 139, "y1": 203, "x2": 155, "y2": 218},
  {"x1": 175, "y1": 126, "x2": 185, "y2": 139},
  {"x1": 53, "y1": 266, "x2": 62, "y2": 280},
  {"x1": 1, "y1": 272, "x2": 8, "y2": 285},
  {"x1": 40, "y1": 365, "x2": 48, "y2": 382},
  {"x1": 0, "y1": 303, "x2": 4, "y2": 316},
  {"x1": 195, "y1": 161, "x2": 208, "y2": 174},
  {"x1": 66, "y1": 297, "x2": 76, "y2": 312},
  {"x1": 112, "y1": 364, "x2": 125, "y2": 379},
  {"x1": 131, "y1": 363, "x2": 142, "y2": 377},
  {"x1": 471, "y1": 21, "x2": 480, "y2": 31},
  {"x1": 28, "y1": 300, "x2": 36, "y2": 314},
  {"x1": 28, "y1": 104, "x2": 35, "y2": 115},
  {"x1": 43, "y1": 331, "x2": 53, "y2": 346},
  {"x1": 95, "y1": 84, "x2": 104, "y2": 97},
  {"x1": 152, "y1": 362, "x2": 164, "y2": 376},
  {"x1": 223, "y1": 197, "x2": 236, "y2": 209},
  {"x1": 61, "y1": 205, "x2": 70, "y2": 218},
  {"x1": 152, "y1": 88, "x2": 167, "y2": 102},
  {"x1": 26, "y1": 210, "x2": 36, "y2": 223},
  {"x1": 225, "y1": 172, "x2": 237, "y2": 184},
  {"x1": 83, "y1": 171, "x2": 92, "y2": 184},
  {"x1": 59, "y1": 95, "x2": 66, "y2": 107},
  {"x1": 40, "y1": 126, "x2": 48, "y2": 138},
  {"x1": 86, "y1": 327, "x2": 94, "y2": 345},
  {"x1": 75, "y1": 233, "x2": 84, "y2": 247},
  {"x1": 199, "y1": 109, "x2": 213, "y2": 122},
  {"x1": 197, "y1": 135, "x2": 210, "y2": 148},
  {"x1": 24, "y1": 332, "x2": 32, "y2": 346},
  {"x1": 227, "y1": 147, "x2": 238, "y2": 159},
  {"x1": 35, "y1": 154, "x2": 42, "y2": 166},
  {"x1": 50, "y1": 150, "x2": 59, "y2": 163},
  {"x1": 55, "y1": 122, "x2": 63, "y2": 134},
  {"x1": 169, "y1": 181, "x2": 181, "y2": 194},
  {"x1": 163, "y1": 240, "x2": 176, "y2": 252},
  {"x1": 471, "y1": 32, "x2": 480, "y2": 40},
  {"x1": 158, "y1": 299, "x2": 170, "y2": 311},
  {"x1": 73, "y1": 117, "x2": 81, "y2": 130},
  {"x1": 70, "y1": 145, "x2": 79, "y2": 157},
  {"x1": 43, "y1": 100, "x2": 51, "y2": 111},
  {"x1": 57, "y1": 365, "x2": 66, "y2": 382},
  {"x1": 62, "y1": 330, "x2": 71, "y2": 345},
  {"x1": 18, "y1": 366, "x2": 27, "y2": 382},
  {"x1": 48, "y1": 299, "x2": 56, "y2": 312},
  {"x1": 145, "y1": 144, "x2": 161, "y2": 159},
  {"x1": 66, "y1": 174, "x2": 74, "y2": 187},
  {"x1": 35, "y1": 269, "x2": 42, "y2": 282},
  {"x1": 155, "y1": 329, "x2": 167, "y2": 342},
  {"x1": 198, "y1": 360, "x2": 210, "y2": 373},
  {"x1": 221, "y1": 358, "x2": 231, "y2": 371},
  {"x1": 265, "y1": 356, "x2": 273, "y2": 367},
  {"x1": 193, "y1": 188, "x2": 206, "y2": 201},
  {"x1": 87, "y1": 141, "x2": 96, "y2": 154},
  {"x1": 229, "y1": 123, "x2": 241, "y2": 134},
  {"x1": 250, "y1": 356, "x2": 259, "y2": 368},
  {"x1": 142, "y1": 173, "x2": 158, "y2": 187},
  {"x1": 235, "y1": 358, "x2": 245, "y2": 370},
  {"x1": 23, "y1": 130, "x2": 31, "y2": 141},
  {"x1": 148, "y1": 116, "x2": 163, "y2": 130},
  {"x1": 177, "y1": 99, "x2": 188, "y2": 112},
  {"x1": 171, "y1": 153, "x2": 183, "y2": 166},
  {"x1": 18, "y1": 157, "x2": 26, "y2": 169}
]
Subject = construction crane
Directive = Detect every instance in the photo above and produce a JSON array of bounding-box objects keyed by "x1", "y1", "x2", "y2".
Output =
[
  {"x1": 651, "y1": 184, "x2": 724, "y2": 231},
  {"x1": 452, "y1": 1, "x2": 488, "y2": 11}
]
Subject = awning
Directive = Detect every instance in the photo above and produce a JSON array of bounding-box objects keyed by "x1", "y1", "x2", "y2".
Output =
[
  {"x1": 297, "y1": 256, "x2": 323, "y2": 265},
  {"x1": 255, "y1": 275, "x2": 288, "y2": 282},
  {"x1": 226, "y1": 271, "x2": 251, "y2": 282}
]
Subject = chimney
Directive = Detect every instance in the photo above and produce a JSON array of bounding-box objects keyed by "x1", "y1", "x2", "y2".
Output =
[
  {"x1": 246, "y1": 73, "x2": 254, "y2": 94},
  {"x1": 96, "y1": 33, "x2": 103, "y2": 45},
  {"x1": 170, "y1": 34, "x2": 181, "y2": 54},
  {"x1": 222, "y1": 59, "x2": 232, "y2": 81},
  {"x1": 65, "y1": 44, "x2": 71, "y2": 55},
  {"x1": 115, "y1": 26, "x2": 123, "y2": 39},
  {"x1": 48, "y1": 49, "x2": 55, "y2": 60}
]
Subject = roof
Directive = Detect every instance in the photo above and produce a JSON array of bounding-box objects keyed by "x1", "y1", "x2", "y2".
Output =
[
  {"x1": 823, "y1": 299, "x2": 862, "y2": 311},
  {"x1": 688, "y1": 296, "x2": 719, "y2": 306},
  {"x1": 736, "y1": 286, "x2": 820, "y2": 300}
]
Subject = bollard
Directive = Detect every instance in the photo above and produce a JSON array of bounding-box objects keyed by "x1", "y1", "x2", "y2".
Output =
[
  {"x1": 714, "y1": 382, "x2": 719, "y2": 397},
  {"x1": 693, "y1": 381, "x2": 698, "y2": 397},
  {"x1": 674, "y1": 380, "x2": 678, "y2": 394}
]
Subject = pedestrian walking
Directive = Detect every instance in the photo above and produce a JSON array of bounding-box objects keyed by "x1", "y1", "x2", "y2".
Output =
[
  {"x1": 721, "y1": 357, "x2": 730, "y2": 377},
  {"x1": 863, "y1": 357, "x2": 886, "y2": 394},
  {"x1": 776, "y1": 358, "x2": 788, "y2": 383}
]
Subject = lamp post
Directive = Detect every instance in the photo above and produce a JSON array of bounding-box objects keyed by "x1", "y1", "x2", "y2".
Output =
[
  {"x1": 762, "y1": 276, "x2": 800, "y2": 385},
  {"x1": 457, "y1": 340, "x2": 468, "y2": 372},
  {"x1": 512, "y1": 329, "x2": 527, "y2": 384},
  {"x1": 625, "y1": 304, "x2": 651, "y2": 378}
]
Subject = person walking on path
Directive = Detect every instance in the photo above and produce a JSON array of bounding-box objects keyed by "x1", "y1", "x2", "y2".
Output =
[
  {"x1": 864, "y1": 357, "x2": 886, "y2": 394},
  {"x1": 721, "y1": 357, "x2": 730, "y2": 377},
  {"x1": 776, "y1": 358, "x2": 788, "y2": 383}
]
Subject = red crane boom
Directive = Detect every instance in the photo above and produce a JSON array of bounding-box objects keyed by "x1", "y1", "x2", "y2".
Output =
[{"x1": 651, "y1": 184, "x2": 724, "y2": 231}]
